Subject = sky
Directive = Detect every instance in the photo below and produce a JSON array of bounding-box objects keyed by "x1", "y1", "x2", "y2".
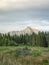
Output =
[{"x1": 0, "y1": 0, "x2": 49, "y2": 33}]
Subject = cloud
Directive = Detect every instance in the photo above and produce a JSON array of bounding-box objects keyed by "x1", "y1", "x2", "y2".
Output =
[
  {"x1": 0, "y1": 0, "x2": 49, "y2": 32},
  {"x1": 24, "y1": 20, "x2": 49, "y2": 31},
  {"x1": 0, "y1": 19, "x2": 49, "y2": 33},
  {"x1": 0, "y1": 0, "x2": 49, "y2": 10}
]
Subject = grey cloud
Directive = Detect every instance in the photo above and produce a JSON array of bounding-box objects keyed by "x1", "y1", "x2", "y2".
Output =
[{"x1": 0, "y1": 8, "x2": 49, "y2": 22}]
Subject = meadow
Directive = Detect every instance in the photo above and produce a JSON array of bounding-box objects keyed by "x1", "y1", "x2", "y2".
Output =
[{"x1": 0, "y1": 46, "x2": 49, "y2": 65}]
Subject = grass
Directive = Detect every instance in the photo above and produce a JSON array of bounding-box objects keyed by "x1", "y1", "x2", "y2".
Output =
[
  {"x1": 42, "y1": 48, "x2": 49, "y2": 52},
  {"x1": 31, "y1": 50, "x2": 42, "y2": 56},
  {"x1": 0, "y1": 46, "x2": 49, "y2": 65}
]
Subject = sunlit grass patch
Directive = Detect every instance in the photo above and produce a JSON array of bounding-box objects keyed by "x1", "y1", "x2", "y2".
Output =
[
  {"x1": 31, "y1": 50, "x2": 42, "y2": 57},
  {"x1": 43, "y1": 48, "x2": 49, "y2": 52}
]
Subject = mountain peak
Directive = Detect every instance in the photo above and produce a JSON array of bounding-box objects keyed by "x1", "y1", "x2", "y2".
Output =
[
  {"x1": 25, "y1": 26, "x2": 33, "y2": 30},
  {"x1": 8, "y1": 26, "x2": 39, "y2": 35},
  {"x1": 23, "y1": 26, "x2": 33, "y2": 34}
]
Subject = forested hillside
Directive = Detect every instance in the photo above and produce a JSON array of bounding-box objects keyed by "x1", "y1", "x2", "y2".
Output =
[{"x1": 0, "y1": 32, "x2": 49, "y2": 47}]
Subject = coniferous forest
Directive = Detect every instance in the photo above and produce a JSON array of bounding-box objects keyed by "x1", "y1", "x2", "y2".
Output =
[{"x1": 0, "y1": 32, "x2": 49, "y2": 47}]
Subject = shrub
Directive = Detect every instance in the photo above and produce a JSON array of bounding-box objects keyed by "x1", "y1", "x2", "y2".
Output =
[{"x1": 42, "y1": 59, "x2": 48, "y2": 63}]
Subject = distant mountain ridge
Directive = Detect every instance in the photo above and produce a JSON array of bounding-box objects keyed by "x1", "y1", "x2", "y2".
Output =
[{"x1": 8, "y1": 26, "x2": 39, "y2": 35}]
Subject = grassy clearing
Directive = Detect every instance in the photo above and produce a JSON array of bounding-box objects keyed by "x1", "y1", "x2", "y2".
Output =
[{"x1": 0, "y1": 46, "x2": 49, "y2": 65}]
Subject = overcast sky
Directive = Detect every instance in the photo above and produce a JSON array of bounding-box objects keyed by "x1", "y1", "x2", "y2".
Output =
[{"x1": 0, "y1": 0, "x2": 49, "y2": 33}]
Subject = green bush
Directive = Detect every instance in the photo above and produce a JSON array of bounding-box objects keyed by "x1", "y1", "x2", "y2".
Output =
[{"x1": 42, "y1": 59, "x2": 48, "y2": 63}]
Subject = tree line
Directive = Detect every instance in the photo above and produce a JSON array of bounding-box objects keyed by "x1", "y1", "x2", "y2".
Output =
[{"x1": 0, "y1": 32, "x2": 49, "y2": 47}]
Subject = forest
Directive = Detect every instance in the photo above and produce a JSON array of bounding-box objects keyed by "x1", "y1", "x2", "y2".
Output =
[{"x1": 0, "y1": 32, "x2": 49, "y2": 47}]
